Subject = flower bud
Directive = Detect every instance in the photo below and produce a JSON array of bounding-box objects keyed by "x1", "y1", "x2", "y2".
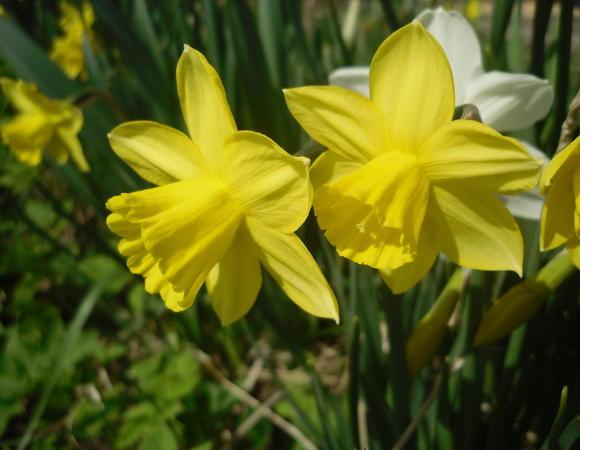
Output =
[
  {"x1": 406, "y1": 269, "x2": 466, "y2": 376},
  {"x1": 474, "y1": 253, "x2": 575, "y2": 346}
]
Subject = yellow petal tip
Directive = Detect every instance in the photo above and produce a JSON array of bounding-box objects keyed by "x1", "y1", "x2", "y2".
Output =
[
  {"x1": 513, "y1": 263, "x2": 524, "y2": 278},
  {"x1": 106, "y1": 194, "x2": 126, "y2": 212},
  {"x1": 282, "y1": 88, "x2": 297, "y2": 98}
]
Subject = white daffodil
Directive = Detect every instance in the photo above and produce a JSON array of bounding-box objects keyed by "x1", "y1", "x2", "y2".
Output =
[{"x1": 329, "y1": 7, "x2": 553, "y2": 221}]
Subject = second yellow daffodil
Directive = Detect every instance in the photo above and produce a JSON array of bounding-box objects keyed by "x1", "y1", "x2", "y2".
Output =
[
  {"x1": 284, "y1": 22, "x2": 542, "y2": 293},
  {"x1": 0, "y1": 78, "x2": 89, "y2": 171},
  {"x1": 540, "y1": 136, "x2": 580, "y2": 268},
  {"x1": 106, "y1": 45, "x2": 339, "y2": 325}
]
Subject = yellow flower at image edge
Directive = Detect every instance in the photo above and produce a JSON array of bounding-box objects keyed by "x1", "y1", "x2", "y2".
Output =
[
  {"x1": 50, "y1": 1, "x2": 95, "y2": 79},
  {"x1": 284, "y1": 22, "x2": 542, "y2": 294},
  {"x1": 106, "y1": 45, "x2": 339, "y2": 325},
  {"x1": 540, "y1": 136, "x2": 580, "y2": 268},
  {"x1": 0, "y1": 78, "x2": 89, "y2": 171}
]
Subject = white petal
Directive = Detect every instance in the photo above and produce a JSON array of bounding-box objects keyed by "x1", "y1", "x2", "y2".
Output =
[
  {"x1": 465, "y1": 71, "x2": 554, "y2": 131},
  {"x1": 501, "y1": 191, "x2": 545, "y2": 221},
  {"x1": 328, "y1": 67, "x2": 370, "y2": 98},
  {"x1": 501, "y1": 140, "x2": 548, "y2": 221},
  {"x1": 416, "y1": 7, "x2": 483, "y2": 104},
  {"x1": 521, "y1": 140, "x2": 549, "y2": 163}
]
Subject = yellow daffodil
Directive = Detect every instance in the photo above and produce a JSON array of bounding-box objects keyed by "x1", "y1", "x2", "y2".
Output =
[
  {"x1": 0, "y1": 78, "x2": 89, "y2": 171},
  {"x1": 106, "y1": 45, "x2": 339, "y2": 325},
  {"x1": 50, "y1": 1, "x2": 95, "y2": 79},
  {"x1": 284, "y1": 22, "x2": 541, "y2": 294},
  {"x1": 540, "y1": 136, "x2": 580, "y2": 268}
]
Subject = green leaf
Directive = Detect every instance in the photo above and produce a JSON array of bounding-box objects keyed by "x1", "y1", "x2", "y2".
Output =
[
  {"x1": 540, "y1": 386, "x2": 569, "y2": 450},
  {"x1": 139, "y1": 423, "x2": 178, "y2": 450},
  {"x1": 131, "y1": 349, "x2": 201, "y2": 401},
  {"x1": 79, "y1": 254, "x2": 130, "y2": 294},
  {"x1": 348, "y1": 317, "x2": 360, "y2": 447},
  {"x1": 0, "y1": 16, "x2": 79, "y2": 98},
  {"x1": 116, "y1": 402, "x2": 182, "y2": 448},
  {"x1": 558, "y1": 416, "x2": 579, "y2": 450},
  {"x1": 82, "y1": 32, "x2": 107, "y2": 89},
  {"x1": 490, "y1": 0, "x2": 517, "y2": 65}
]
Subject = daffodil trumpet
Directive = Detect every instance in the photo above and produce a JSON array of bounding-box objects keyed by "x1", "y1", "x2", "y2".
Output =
[
  {"x1": 106, "y1": 45, "x2": 339, "y2": 326},
  {"x1": 285, "y1": 22, "x2": 542, "y2": 295}
]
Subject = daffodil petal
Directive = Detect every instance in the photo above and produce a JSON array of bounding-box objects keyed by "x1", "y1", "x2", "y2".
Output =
[
  {"x1": 540, "y1": 176, "x2": 575, "y2": 250},
  {"x1": 0, "y1": 78, "x2": 48, "y2": 113},
  {"x1": 283, "y1": 86, "x2": 392, "y2": 163},
  {"x1": 247, "y1": 220, "x2": 339, "y2": 322},
  {"x1": 420, "y1": 119, "x2": 542, "y2": 193},
  {"x1": 310, "y1": 151, "x2": 361, "y2": 190},
  {"x1": 573, "y1": 166, "x2": 580, "y2": 236},
  {"x1": 313, "y1": 186, "x2": 414, "y2": 269},
  {"x1": 207, "y1": 225, "x2": 262, "y2": 325},
  {"x1": 379, "y1": 216, "x2": 440, "y2": 294},
  {"x1": 567, "y1": 240, "x2": 580, "y2": 268},
  {"x1": 60, "y1": 103, "x2": 84, "y2": 135},
  {"x1": 176, "y1": 45, "x2": 236, "y2": 168},
  {"x1": 465, "y1": 71, "x2": 553, "y2": 132},
  {"x1": 430, "y1": 184, "x2": 523, "y2": 275},
  {"x1": 108, "y1": 121, "x2": 207, "y2": 186},
  {"x1": 416, "y1": 8, "x2": 483, "y2": 105},
  {"x1": 55, "y1": 128, "x2": 89, "y2": 172},
  {"x1": 328, "y1": 66, "x2": 370, "y2": 97},
  {"x1": 107, "y1": 178, "x2": 242, "y2": 303},
  {"x1": 369, "y1": 22, "x2": 454, "y2": 152},
  {"x1": 222, "y1": 130, "x2": 311, "y2": 233},
  {"x1": 540, "y1": 137, "x2": 580, "y2": 194}
]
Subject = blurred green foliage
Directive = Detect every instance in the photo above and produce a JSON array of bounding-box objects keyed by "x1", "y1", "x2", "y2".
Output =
[{"x1": 0, "y1": 0, "x2": 579, "y2": 449}]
